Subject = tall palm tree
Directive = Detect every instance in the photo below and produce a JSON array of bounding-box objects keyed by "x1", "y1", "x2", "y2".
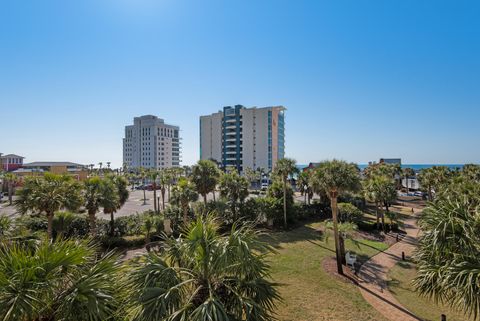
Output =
[
  {"x1": 418, "y1": 166, "x2": 450, "y2": 201},
  {"x1": 157, "y1": 170, "x2": 169, "y2": 210},
  {"x1": 128, "y1": 215, "x2": 280, "y2": 321},
  {"x1": 83, "y1": 176, "x2": 104, "y2": 237},
  {"x1": 106, "y1": 161, "x2": 111, "y2": 169},
  {"x1": 402, "y1": 167, "x2": 416, "y2": 194},
  {"x1": 218, "y1": 169, "x2": 249, "y2": 221},
  {"x1": 3, "y1": 173, "x2": 17, "y2": 205},
  {"x1": 244, "y1": 167, "x2": 261, "y2": 189},
  {"x1": 100, "y1": 177, "x2": 120, "y2": 237},
  {"x1": 0, "y1": 238, "x2": 125, "y2": 321},
  {"x1": 191, "y1": 160, "x2": 220, "y2": 205},
  {"x1": 139, "y1": 167, "x2": 148, "y2": 205},
  {"x1": 106, "y1": 175, "x2": 129, "y2": 236},
  {"x1": 363, "y1": 175, "x2": 396, "y2": 231},
  {"x1": 314, "y1": 160, "x2": 360, "y2": 275},
  {"x1": 297, "y1": 170, "x2": 312, "y2": 205},
  {"x1": 15, "y1": 173, "x2": 83, "y2": 240},
  {"x1": 148, "y1": 169, "x2": 160, "y2": 213},
  {"x1": 170, "y1": 177, "x2": 198, "y2": 223},
  {"x1": 273, "y1": 158, "x2": 298, "y2": 229}
]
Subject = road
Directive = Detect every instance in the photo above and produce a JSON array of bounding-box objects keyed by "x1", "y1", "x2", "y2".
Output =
[{"x1": 0, "y1": 189, "x2": 310, "y2": 219}]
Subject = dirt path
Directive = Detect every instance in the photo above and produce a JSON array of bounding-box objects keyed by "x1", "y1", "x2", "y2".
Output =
[{"x1": 357, "y1": 208, "x2": 422, "y2": 321}]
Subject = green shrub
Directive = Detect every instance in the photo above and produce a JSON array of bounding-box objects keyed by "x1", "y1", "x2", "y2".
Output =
[
  {"x1": 337, "y1": 203, "x2": 363, "y2": 224},
  {"x1": 100, "y1": 235, "x2": 145, "y2": 249}
]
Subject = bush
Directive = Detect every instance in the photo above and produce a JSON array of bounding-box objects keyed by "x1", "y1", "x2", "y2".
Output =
[
  {"x1": 337, "y1": 203, "x2": 363, "y2": 224},
  {"x1": 19, "y1": 215, "x2": 48, "y2": 232},
  {"x1": 100, "y1": 235, "x2": 145, "y2": 249},
  {"x1": 338, "y1": 193, "x2": 366, "y2": 210}
]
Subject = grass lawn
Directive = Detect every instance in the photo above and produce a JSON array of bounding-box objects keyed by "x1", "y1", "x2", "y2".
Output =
[
  {"x1": 388, "y1": 261, "x2": 472, "y2": 321},
  {"x1": 264, "y1": 220, "x2": 389, "y2": 321}
]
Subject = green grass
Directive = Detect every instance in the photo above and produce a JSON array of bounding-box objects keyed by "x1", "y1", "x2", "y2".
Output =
[
  {"x1": 264, "y1": 221, "x2": 389, "y2": 321},
  {"x1": 387, "y1": 261, "x2": 472, "y2": 321}
]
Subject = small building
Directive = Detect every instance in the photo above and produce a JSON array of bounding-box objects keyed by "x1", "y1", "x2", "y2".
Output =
[
  {"x1": 15, "y1": 161, "x2": 88, "y2": 180},
  {"x1": 379, "y1": 158, "x2": 402, "y2": 165},
  {"x1": 303, "y1": 162, "x2": 321, "y2": 171},
  {"x1": 0, "y1": 154, "x2": 25, "y2": 172}
]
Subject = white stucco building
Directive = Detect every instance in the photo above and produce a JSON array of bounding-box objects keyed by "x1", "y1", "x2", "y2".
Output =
[
  {"x1": 123, "y1": 115, "x2": 181, "y2": 169},
  {"x1": 200, "y1": 105, "x2": 285, "y2": 172}
]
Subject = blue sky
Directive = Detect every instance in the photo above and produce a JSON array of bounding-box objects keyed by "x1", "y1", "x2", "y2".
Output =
[{"x1": 0, "y1": 0, "x2": 479, "y2": 167}]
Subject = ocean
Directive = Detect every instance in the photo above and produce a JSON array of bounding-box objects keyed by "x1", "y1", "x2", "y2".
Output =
[{"x1": 297, "y1": 164, "x2": 466, "y2": 172}]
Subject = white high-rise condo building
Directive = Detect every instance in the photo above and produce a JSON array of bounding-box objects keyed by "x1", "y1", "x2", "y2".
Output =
[
  {"x1": 200, "y1": 105, "x2": 285, "y2": 172},
  {"x1": 123, "y1": 115, "x2": 181, "y2": 169}
]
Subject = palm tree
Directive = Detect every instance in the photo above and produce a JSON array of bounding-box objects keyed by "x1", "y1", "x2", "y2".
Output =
[
  {"x1": 0, "y1": 238, "x2": 125, "y2": 321},
  {"x1": 128, "y1": 215, "x2": 280, "y2": 321},
  {"x1": 314, "y1": 160, "x2": 360, "y2": 275},
  {"x1": 100, "y1": 177, "x2": 120, "y2": 237},
  {"x1": 170, "y1": 177, "x2": 198, "y2": 223},
  {"x1": 106, "y1": 175, "x2": 129, "y2": 236},
  {"x1": 364, "y1": 175, "x2": 397, "y2": 231},
  {"x1": 191, "y1": 160, "x2": 220, "y2": 205},
  {"x1": 418, "y1": 166, "x2": 450, "y2": 201},
  {"x1": 139, "y1": 167, "x2": 148, "y2": 205},
  {"x1": 297, "y1": 170, "x2": 312, "y2": 205},
  {"x1": 414, "y1": 196, "x2": 480, "y2": 320},
  {"x1": 273, "y1": 158, "x2": 298, "y2": 229},
  {"x1": 83, "y1": 176, "x2": 104, "y2": 236},
  {"x1": 148, "y1": 169, "x2": 160, "y2": 213},
  {"x1": 106, "y1": 161, "x2": 111, "y2": 169},
  {"x1": 3, "y1": 173, "x2": 17, "y2": 205},
  {"x1": 402, "y1": 167, "x2": 415, "y2": 193},
  {"x1": 15, "y1": 173, "x2": 83, "y2": 240},
  {"x1": 244, "y1": 167, "x2": 261, "y2": 189},
  {"x1": 157, "y1": 170, "x2": 169, "y2": 210},
  {"x1": 218, "y1": 169, "x2": 249, "y2": 221}
]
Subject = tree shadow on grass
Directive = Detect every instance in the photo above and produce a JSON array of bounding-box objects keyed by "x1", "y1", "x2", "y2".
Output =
[{"x1": 260, "y1": 222, "x2": 325, "y2": 250}]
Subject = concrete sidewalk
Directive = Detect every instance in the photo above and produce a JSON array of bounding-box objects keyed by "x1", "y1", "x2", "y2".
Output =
[{"x1": 357, "y1": 209, "x2": 422, "y2": 321}]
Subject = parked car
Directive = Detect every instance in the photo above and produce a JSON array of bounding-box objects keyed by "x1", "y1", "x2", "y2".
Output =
[
  {"x1": 260, "y1": 178, "x2": 271, "y2": 190},
  {"x1": 413, "y1": 191, "x2": 424, "y2": 197}
]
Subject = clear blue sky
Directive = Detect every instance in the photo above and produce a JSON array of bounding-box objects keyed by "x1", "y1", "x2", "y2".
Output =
[{"x1": 1, "y1": 0, "x2": 479, "y2": 167}]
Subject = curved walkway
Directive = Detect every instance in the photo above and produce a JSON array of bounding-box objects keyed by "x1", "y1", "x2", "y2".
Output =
[{"x1": 357, "y1": 208, "x2": 422, "y2": 321}]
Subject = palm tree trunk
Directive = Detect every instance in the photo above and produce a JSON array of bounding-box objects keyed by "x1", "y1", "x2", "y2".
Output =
[
  {"x1": 161, "y1": 189, "x2": 166, "y2": 210},
  {"x1": 405, "y1": 175, "x2": 409, "y2": 194},
  {"x1": 339, "y1": 234, "x2": 346, "y2": 265},
  {"x1": 212, "y1": 190, "x2": 216, "y2": 202},
  {"x1": 8, "y1": 182, "x2": 13, "y2": 205},
  {"x1": 110, "y1": 212, "x2": 115, "y2": 236},
  {"x1": 283, "y1": 177, "x2": 287, "y2": 229},
  {"x1": 330, "y1": 193, "x2": 343, "y2": 275},
  {"x1": 375, "y1": 202, "x2": 380, "y2": 230},
  {"x1": 183, "y1": 206, "x2": 188, "y2": 223},
  {"x1": 203, "y1": 194, "x2": 207, "y2": 205},
  {"x1": 143, "y1": 188, "x2": 147, "y2": 205},
  {"x1": 304, "y1": 192, "x2": 307, "y2": 204},
  {"x1": 380, "y1": 206, "x2": 386, "y2": 233},
  {"x1": 47, "y1": 212, "x2": 54, "y2": 240},
  {"x1": 89, "y1": 210, "x2": 97, "y2": 237},
  {"x1": 153, "y1": 183, "x2": 157, "y2": 213}
]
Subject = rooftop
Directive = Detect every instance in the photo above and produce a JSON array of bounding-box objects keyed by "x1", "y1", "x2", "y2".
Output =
[
  {"x1": 23, "y1": 161, "x2": 85, "y2": 168},
  {"x1": 0, "y1": 154, "x2": 25, "y2": 159}
]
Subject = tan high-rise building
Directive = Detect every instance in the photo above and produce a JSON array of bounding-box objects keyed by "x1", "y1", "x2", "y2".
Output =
[
  {"x1": 200, "y1": 105, "x2": 285, "y2": 172},
  {"x1": 123, "y1": 115, "x2": 181, "y2": 169}
]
